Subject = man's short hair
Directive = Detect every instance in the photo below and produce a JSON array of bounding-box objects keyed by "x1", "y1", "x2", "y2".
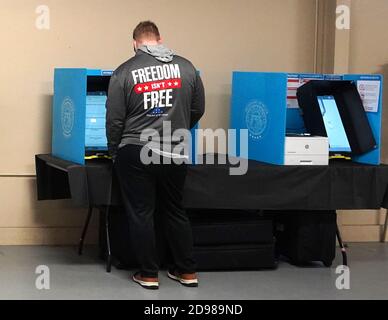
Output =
[{"x1": 133, "y1": 21, "x2": 161, "y2": 41}]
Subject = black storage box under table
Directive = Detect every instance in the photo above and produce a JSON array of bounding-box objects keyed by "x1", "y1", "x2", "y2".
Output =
[
  {"x1": 100, "y1": 208, "x2": 276, "y2": 271},
  {"x1": 189, "y1": 210, "x2": 276, "y2": 271},
  {"x1": 273, "y1": 210, "x2": 337, "y2": 267}
]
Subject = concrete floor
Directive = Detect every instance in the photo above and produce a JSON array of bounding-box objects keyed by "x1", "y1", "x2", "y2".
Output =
[{"x1": 0, "y1": 244, "x2": 387, "y2": 300}]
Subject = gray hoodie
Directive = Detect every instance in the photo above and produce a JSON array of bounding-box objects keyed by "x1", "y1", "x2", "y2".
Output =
[
  {"x1": 138, "y1": 44, "x2": 174, "y2": 63},
  {"x1": 106, "y1": 45, "x2": 205, "y2": 158}
]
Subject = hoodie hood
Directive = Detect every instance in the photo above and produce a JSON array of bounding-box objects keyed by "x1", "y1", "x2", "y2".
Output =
[{"x1": 138, "y1": 44, "x2": 175, "y2": 63}]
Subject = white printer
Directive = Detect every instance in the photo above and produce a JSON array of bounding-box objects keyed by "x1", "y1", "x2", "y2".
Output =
[{"x1": 284, "y1": 134, "x2": 329, "y2": 166}]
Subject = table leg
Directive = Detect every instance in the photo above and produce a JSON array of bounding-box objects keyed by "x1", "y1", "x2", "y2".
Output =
[
  {"x1": 78, "y1": 206, "x2": 93, "y2": 256},
  {"x1": 336, "y1": 224, "x2": 348, "y2": 266},
  {"x1": 382, "y1": 210, "x2": 388, "y2": 243},
  {"x1": 105, "y1": 205, "x2": 112, "y2": 273}
]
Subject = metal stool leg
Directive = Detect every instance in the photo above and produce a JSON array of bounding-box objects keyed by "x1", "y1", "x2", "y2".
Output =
[
  {"x1": 105, "y1": 205, "x2": 112, "y2": 273},
  {"x1": 78, "y1": 206, "x2": 93, "y2": 256},
  {"x1": 336, "y1": 224, "x2": 348, "y2": 266},
  {"x1": 382, "y1": 211, "x2": 388, "y2": 243}
]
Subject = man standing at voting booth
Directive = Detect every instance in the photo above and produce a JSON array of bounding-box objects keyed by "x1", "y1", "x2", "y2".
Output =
[{"x1": 106, "y1": 21, "x2": 205, "y2": 290}]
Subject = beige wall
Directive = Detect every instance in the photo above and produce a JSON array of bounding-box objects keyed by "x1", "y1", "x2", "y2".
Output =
[{"x1": 0, "y1": 0, "x2": 317, "y2": 245}]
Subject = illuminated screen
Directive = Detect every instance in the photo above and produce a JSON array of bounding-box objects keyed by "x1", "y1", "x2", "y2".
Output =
[
  {"x1": 317, "y1": 95, "x2": 351, "y2": 153},
  {"x1": 85, "y1": 92, "x2": 108, "y2": 150}
]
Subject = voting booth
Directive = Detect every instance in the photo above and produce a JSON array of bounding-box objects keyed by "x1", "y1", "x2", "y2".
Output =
[
  {"x1": 52, "y1": 68, "x2": 112, "y2": 165},
  {"x1": 230, "y1": 72, "x2": 383, "y2": 165},
  {"x1": 52, "y1": 68, "x2": 199, "y2": 165}
]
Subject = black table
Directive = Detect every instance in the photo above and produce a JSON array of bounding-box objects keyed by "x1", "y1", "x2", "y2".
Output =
[{"x1": 35, "y1": 154, "x2": 388, "y2": 270}]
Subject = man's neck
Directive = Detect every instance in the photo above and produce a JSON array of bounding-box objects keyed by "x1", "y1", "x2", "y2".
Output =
[{"x1": 139, "y1": 40, "x2": 160, "y2": 47}]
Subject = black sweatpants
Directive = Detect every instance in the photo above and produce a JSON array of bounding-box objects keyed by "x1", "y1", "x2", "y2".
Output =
[{"x1": 115, "y1": 144, "x2": 196, "y2": 278}]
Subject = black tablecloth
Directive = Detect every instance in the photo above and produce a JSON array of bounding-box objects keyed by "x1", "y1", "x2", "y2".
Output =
[{"x1": 35, "y1": 154, "x2": 388, "y2": 210}]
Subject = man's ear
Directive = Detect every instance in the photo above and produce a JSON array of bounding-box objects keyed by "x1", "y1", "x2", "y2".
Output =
[{"x1": 158, "y1": 37, "x2": 163, "y2": 44}]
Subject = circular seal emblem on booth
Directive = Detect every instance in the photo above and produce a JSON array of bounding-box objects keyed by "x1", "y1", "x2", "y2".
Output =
[
  {"x1": 245, "y1": 100, "x2": 269, "y2": 140},
  {"x1": 61, "y1": 97, "x2": 75, "y2": 138}
]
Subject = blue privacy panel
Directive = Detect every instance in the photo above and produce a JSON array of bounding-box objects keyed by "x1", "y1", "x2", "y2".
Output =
[
  {"x1": 52, "y1": 69, "x2": 88, "y2": 165},
  {"x1": 87, "y1": 69, "x2": 112, "y2": 76},
  {"x1": 230, "y1": 72, "x2": 383, "y2": 166},
  {"x1": 52, "y1": 68, "x2": 113, "y2": 165},
  {"x1": 231, "y1": 72, "x2": 288, "y2": 165},
  {"x1": 344, "y1": 74, "x2": 383, "y2": 165},
  {"x1": 284, "y1": 72, "x2": 382, "y2": 165}
]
